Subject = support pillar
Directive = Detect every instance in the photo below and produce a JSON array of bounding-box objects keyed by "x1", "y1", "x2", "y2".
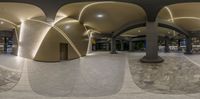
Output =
[
  {"x1": 111, "y1": 37, "x2": 117, "y2": 54},
  {"x1": 129, "y1": 40, "x2": 133, "y2": 52},
  {"x1": 184, "y1": 36, "x2": 192, "y2": 54},
  {"x1": 120, "y1": 40, "x2": 124, "y2": 51},
  {"x1": 164, "y1": 36, "x2": 170, "y2": 53},
  {"x1": 87, "y1": 33, "x2": 93, "y2": 54},
  {"x1": 177, "y1": 39, "x2": 181, "y2": 51},
  {"x1": 140, "y1": 22, "x2": 164, "y2": 63},
  {"x1": 106, "y1": 42, "x2": 110, "y2": 51}
]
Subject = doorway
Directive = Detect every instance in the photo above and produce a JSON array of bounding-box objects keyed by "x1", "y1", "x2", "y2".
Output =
[
  {"x1": 0, "y1": 30, "x2": 15, "y2": 54},
  {"x1": 60, "y1": 43, "x2": 68, "y2": 60}
]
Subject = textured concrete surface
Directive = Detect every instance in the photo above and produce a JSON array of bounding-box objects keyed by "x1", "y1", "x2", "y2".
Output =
[
  {"x1": 0, "y1": 55, "x2": 24, "y2": 92},
  {"x1": 0, "y1": 52, "x2": 200, "y2": 99},
  {"x1": 27, "y1": 52, "x2": 126, "y2": 97},
  {"x1": 128, "y1": 52, "x2": 200, "y2": 94}
]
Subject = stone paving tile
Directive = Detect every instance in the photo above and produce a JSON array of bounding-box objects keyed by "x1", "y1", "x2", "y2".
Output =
[
  {"x1": 0, "y1": 67, "x2": 21, "y2": 92},
  {"x1": 128, "y1": 53, "x2": 200, "y2": 94}
]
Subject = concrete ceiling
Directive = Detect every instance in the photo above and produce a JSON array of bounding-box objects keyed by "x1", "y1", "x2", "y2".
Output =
[
  {"x1": 0, "y1": 1, "x2": 199, "y2": 37},
  {"x1": 0, "y1": 3, "x2": 45, "y2": 24},
  {"x1": 79, "y1": 2, "x2": 146, "y2": 33},
  {"x1": 0, "y1": 21, "x2": 15, "y2": 31},
  {"x1": 158, "y1": 3, "x2": 200, "y2": 31},
  {"x1": 121, "y1": 27, "x2": 178, "y2": 37}
]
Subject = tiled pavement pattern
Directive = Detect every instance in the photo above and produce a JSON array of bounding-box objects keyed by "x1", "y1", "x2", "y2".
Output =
[{"x1": 129, "y1": 53, "x2": 200, "y2": 94}]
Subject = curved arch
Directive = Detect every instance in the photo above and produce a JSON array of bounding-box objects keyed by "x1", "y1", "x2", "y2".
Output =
[
  {"x1": 157, "y1": 2, "x2": 200, "y2": 32},
  {"x1": 158, "y1": 20, "x2": 189, "y2": 36},
  {"x1": 26, "y1": 19, "x2": 82, "y2": 58},
  {"x1": 112, "y1": 20, "x2": 189, "y2": 38},
  {"x1": 112, "y1": 21, "x2": 146, "y2": 38}
]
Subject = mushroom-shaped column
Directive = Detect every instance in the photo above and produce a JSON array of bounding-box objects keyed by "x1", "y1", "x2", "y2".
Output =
[
  {"x1": 110, "y1": 37, "x2": 117, "y2": 54},
  {"x1": 164, "y1": 36, "x2": 170, "y2": 53},
  {"x1": 141, "y1": 22, "x2": 164, "y2": 63},
  {"x1": 184, "y1": 36, "x2": 193, "y2": 54}
]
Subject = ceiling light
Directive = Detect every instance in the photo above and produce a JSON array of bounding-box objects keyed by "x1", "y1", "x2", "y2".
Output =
[
  {"x1": 96, "y1": 14, "x2": 104, "y2": 18},
  {"x1": 65, "y1": 25, "x2": 71, "y2": 29},
  {"x1": 0, "y1": 21, "x2": 4, "y2": 24},
  {"x1": 138, "y1": 30, "x2": 141, "y2": 32}
]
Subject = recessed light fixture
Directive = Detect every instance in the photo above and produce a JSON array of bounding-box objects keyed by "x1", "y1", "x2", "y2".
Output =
[
  {"x1": 65, "y1": 25, "x2": 71, "y2": 29},
  {"x1": 96, "y1": 14, "x2": 104, "y2": 18},
  {"x1": 0, "y1": 21, "x2": 4, "y2": 24},
  {"x1": 138, "y1": 30, "x2": 141, "y2": 32}
]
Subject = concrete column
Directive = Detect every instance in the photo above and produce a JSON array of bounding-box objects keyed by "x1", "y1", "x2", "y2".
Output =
[
  {"x1": 184, "y1": 36, "x2": 192, "y2": 54},
  {"x1": 87, "y1": 33, "x2": 93, "y2": 54},
  {"x1": 106, "y1": 42, "x2": 110, "y2": 51},
  {"x1": 120, "y1": 40, "x2": 124, "y2": 51},
  {"x1": 164, "y1": 36, "x2": 170, "y2": 53},
  {"x1": 129, "y1": 41, "x2": 133, "y2": 52},
  {"x1": 111, "y1": 37, "x2": 117, "y2": 54},
  {"x1": 177, "y1": 39, "x2": 181, "y2": 51},
  {"x1": 140, "y1": 22, "x2": 164, "y2": 63}
]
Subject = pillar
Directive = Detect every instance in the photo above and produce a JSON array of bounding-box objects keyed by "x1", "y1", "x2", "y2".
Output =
[
  {"x1": 177, "y1": 39, "x2": 181, "y2": 51},
  {"x1": 164, "y1": 36, "x2": 170, "y2": 53},
  {"x1": 106, "y1": 42, "x2": 110, "y2": 51},
  {"x1": 140, "y1": 22, "x2": 164, "y2": 63},
  {"x1": 129, "y1": 40, "x2": 133, "y2": 52},
  {"x1": 111, "y1": 37, "x2": 117, "y2": 54},
  {"x1": 87, "y1": 33, "x2": 93, "y2": 54},
  {"x1": 184, "y1": 36, "x2": 192, "y2": 54},
  {"x1": 120, "y1": 40, "x2": 124, "y2": 51}
]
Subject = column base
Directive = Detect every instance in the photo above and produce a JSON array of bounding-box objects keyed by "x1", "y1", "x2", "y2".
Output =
[
  {"x1": 184, "y1": 52, "x2": 192, "y2": 54},
  {"x1": 164, "y1": 51, "x2": 170, "y2": 53},
  {"x1": 110, "y1": 51, "x2": 117, "y2": 54},
  {"x1": 140, "y1": 56, "x2": 164, "y2": 63},
  {"x1": 164, "y1": 49, "x2": 170, "y2": 53}
]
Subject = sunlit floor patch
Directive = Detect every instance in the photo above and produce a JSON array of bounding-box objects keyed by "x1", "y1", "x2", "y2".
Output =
[
  {"x1": 0, "y1": 55, "x2": 24, "y2": 92},
  {"x1": 128, "y1": 53, "x2": 200, "y2": 94}
]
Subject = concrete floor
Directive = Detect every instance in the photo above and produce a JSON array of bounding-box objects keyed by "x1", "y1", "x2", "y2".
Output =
[
  {"x1": 129, "y1": 52, "x2": 200, "y2": 94},
  {"x1": 0, "y1": 52, "x2": 200, "y2": 99}
]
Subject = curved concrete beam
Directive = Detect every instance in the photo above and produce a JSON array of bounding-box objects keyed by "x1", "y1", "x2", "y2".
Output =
[
  {"x1": 112, "y1": 21, "x2": 146, "y2": 38},
  {"x1": 158, "y1": 20, "x2": 189, "y2": 36},
  {"x1": 0, "y1": 0, "x2": 200, "y2": 21},
  {"x1": 190, "y1": 32, "x2": 200, "y2": 37},
  {"x1": 112, "y1": 20, "x2": 190, "y2": 38}
]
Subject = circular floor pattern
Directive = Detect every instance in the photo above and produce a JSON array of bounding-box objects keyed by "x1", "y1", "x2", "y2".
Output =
[
  {"x1": 0, "y1": 67, "x2": 21, "y2": 92},
  {"x1": 129, "y1": 53, "x2": 200, "y2": 94}
]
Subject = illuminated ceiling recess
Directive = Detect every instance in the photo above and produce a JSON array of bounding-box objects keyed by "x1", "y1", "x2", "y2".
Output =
[
  {"x1": 28, "y1": 19, "x2": 82, "y2": 58},
  {"x1": 78, "y1": 1, "x2": 116, "y2": 21}
]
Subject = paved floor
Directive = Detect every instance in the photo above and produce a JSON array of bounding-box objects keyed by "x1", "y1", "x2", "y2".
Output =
[
  {"x1": 0, "y1": 52, "x2": 199, "y2": 99},
  {"x1": 129, "y1": 53, "x2": 200, "y2": 94}
]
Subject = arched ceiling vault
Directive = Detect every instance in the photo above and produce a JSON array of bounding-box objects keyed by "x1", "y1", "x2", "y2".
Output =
[
  {"x1": 0, "y1": 0, "x2": 200, "y2": 21},
  {"x1": 0, "y1": 3, "x2": 46, "y2": 25},
  {"x1": 0, "y1": 1, "x2": 199, "y2": 39},
  {"x1": 121, "y1": 27, "x2": 180, "y2": 38},
  {"x1": 158, "y1": 3, "x2": 200, "y2": 33},
  {"x1": 57, "y1": 2, "x2": 146, "y2": 34}
]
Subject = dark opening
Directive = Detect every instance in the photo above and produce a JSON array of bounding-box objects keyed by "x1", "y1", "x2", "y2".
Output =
[
  {"x1": 0, "y1": 30, "x2": 16, "y2": 55},
  {"x1": 60, "y1": 43, "x2": 68, "y2": 60}
]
